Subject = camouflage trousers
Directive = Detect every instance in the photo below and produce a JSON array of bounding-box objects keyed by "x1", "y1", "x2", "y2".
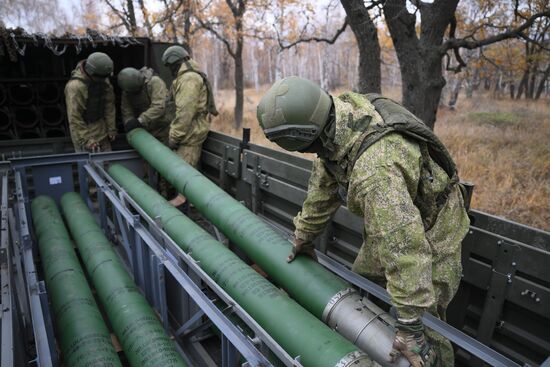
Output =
[
  {"x1": 353, "y1": 239, "x2": 458, "y2": 366},
  {"x1": 176, "y1": 144, "x2": 202, "y2": 168},
  {"x1": 350, "y1": 186, "x2": 467, "y2": 367},
  {"x1": 357, "y1": 263, "x2": 455, "y2": 366}
]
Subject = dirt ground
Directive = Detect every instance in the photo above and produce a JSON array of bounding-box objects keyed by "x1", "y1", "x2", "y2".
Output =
[{"x1": 211, "y1": 87, "x2": 550, "y2": 232}]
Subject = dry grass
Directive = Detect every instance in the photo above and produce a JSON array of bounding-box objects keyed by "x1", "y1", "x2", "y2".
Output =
[
  {"x1": 436, "y1": 97, "x2": 550, "y2": 231},
  {"x1": 212, "y1": 88, "x2": 550, "y2": 232}
]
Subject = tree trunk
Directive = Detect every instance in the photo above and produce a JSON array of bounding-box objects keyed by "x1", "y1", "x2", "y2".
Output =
[
  {"x1": 340, "y1": 0, "x2": 381, "y2": 93},
  {"x1": 183, "y1": 6, "x2": 192, "y2": 45},
  {"x1": 527, "y1": 63, "x2": 538, "y2": 99},
  {"x1": 516, "y1": 70, "x2": 529, "y2": 99},
  {"x1": 162, "y1": 0, "x2": 178, "y2": 43},
  {"x1": 483, "y1": 77, "x2": 491, "y2": 90},
  {"x1": 535, "y1": 64, "x2": 550, "y2": 100},
  {"x1": 383, "y1": 0, "x2": 458, "y2": 129},
  {"x1": 465, "y1": 67, "x2": 479, "y2": 98},
  {"x1": 137, "y1": 0, "x2": 153, "y2": 37},
  {"x1": 233, "y1": 19, "x2": 244, "y2": 129},
  {"x1": 448, "y1": 77, "x2": 463, "y2": 109},
  {"x1": 317, "y1": 45, "x2": 325, "y2": 89},
  {"x1": 126, "y1": 0, "x2": 137, "y2": 35},
  {"x1": 234, "y1": 54, "x2": 244, "y2": 128},
  {"x1": 249, "y1": 46, "x2": 259, "y2": 91}
]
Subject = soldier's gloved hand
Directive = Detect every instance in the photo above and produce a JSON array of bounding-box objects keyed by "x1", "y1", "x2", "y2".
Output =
[
  {"x1": 86, "y1": 140, "x2": 99, "y2": 152},
  {"x1": 125, "y1": 118, "x2": 141, "y2": 133},
  {"x1": 108, "y1": 131, "x2": 117, "y2": 141},
  {"x1": 390, "y1": 318, "x2": 437, "y2": 367},
  {"x1": 168, "y1": 138, "x2": 179, "y2": 150},
  {"x1": 287, "y1": 237, "x2": 317, "y2": 263}
]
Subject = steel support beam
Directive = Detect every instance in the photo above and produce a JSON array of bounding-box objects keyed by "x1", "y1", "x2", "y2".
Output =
[{"x1": 85, "y1": 163, "x2": 276, "y2": 367}]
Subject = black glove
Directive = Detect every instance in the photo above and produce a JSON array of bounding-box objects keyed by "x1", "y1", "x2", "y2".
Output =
[
  {"x1": 125, "y1": 118, "x2": 141, "y2": 133},
  {"x1": 168, "y1": 138, "x2": 179, "y2": 150}
]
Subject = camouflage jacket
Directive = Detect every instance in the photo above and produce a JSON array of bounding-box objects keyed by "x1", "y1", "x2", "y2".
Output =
[
  {"x1": 168, "y1": 59, "x2": 210, "y2": 146},
  {"x1": 64, "y1": 61, "x2": 116, "y2": 149},
  {"x1": 121, "y1": 67, "x2": 172, "y2": 142},
  {"x1": 294, "y1": 92, "x2": 470, "y2": 320}
]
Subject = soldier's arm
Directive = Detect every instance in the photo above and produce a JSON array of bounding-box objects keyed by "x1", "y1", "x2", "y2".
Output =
[
  {"x1": 169, "y1": 73, "x2": 202, "y2": 143},
  {"x1": 65, "y1": 82, "x2": 89, "y2": 147},
  {"x1": 138, "y1": 77, "x2": 167, "y2": 129},
  {"x1": 293, "y1": 158, "x2": 341, "y2": 243},
  {"x1": 105, "y1": 82, "x2": 117, "y2": 133},
  {"x1": 120, "y1": 92, "x2": 134, "y2": 123},
  {"x1": 350, "y1": 137, "x2": 435, "y2": 321}
]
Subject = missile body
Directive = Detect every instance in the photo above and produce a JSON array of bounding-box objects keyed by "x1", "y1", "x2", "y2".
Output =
[
  {"x1": 31, "y1": 196, "x2": 122, "y2": 367},
  {"x1": 109, "y1": 163, "x2": 371, "y2": 367},
  {"x1": 127, "y1": 128, "x2": 409, "y2": 367},
  {"x1": 60, "y1": 192, "x2": 187, "y2": 367}
]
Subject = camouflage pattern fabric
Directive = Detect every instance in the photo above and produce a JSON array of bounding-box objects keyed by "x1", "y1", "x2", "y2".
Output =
[
  {"x1": 168, "y1": 59, "x2": 210, "y2": 147},
  {"x1": 64, "y1": 61, "x2": 116, "y2": 151},
  {"x1": 293, "y1": 92, "x2": 470, "y2": 366},
  {"x1": 121, "y1": 67, "x2": 172, "y2": 143},
  {"x1": 175, "y1": 145, "x2": 202, "y2": 168}
]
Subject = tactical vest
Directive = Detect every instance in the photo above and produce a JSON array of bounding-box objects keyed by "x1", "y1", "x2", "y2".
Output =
[
  {"x1": 324, "y1": 94, "x2": 461, "y2": 228},
  {"x1": 128, "y1": 81, "x2": 151, "y2": 115},
  {"x1": 70, "y1": 77, "x2": 107, "y2": 124},
  {"x1": 182, "y1": 61, "x2": 219, "y2": 116}
]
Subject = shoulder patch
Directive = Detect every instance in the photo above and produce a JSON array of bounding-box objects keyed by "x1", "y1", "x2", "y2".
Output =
[{"x1": 348, "y1": 115, "x2": 372, "y2": 131}]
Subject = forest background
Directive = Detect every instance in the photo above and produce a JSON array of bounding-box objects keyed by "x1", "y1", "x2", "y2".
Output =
[{"x1": 2, "y1": 0, "x2": 549, "y2": 230}]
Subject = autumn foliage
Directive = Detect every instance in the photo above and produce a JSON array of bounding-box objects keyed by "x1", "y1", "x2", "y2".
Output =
[{"x1": 2, "y1": 0, "x2": 549, "y2": 229}]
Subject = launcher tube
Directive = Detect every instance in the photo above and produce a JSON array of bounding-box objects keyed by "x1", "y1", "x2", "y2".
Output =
[
  {"x1": 31, "y1": 196, "x2": 122, "y2": 367},
  {"x1": 127, "y1": 128, "x2": 409, "y2": 367},
  {"x1": 108, "y1": 163, "x2": 371, "y2": 367},
  {"x1": 60, "y1": 192, "x2": 187, "y2": 367}
]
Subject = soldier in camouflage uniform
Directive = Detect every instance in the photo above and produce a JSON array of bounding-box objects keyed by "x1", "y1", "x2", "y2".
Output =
[
  {"x1": 118, "y1": 66, "x2": 172, "y2": 143},
  {"x1": 256, "y1": 77, "x2": 470, "y2": 367},
  {"x1": 120, "y1": 66, "x2": 173, "y2": 197},
  {"x1": 161, "y1": 45, "x2": 218, "y2": 207},
  {"x1": 64, "y1": 52, "x2": 117, "y2": 152}
]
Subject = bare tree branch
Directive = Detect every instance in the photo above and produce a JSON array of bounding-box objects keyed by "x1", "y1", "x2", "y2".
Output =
[
  {"x1": 277, "y1": 18, "x2": 348, "y2": 50},
  {"x1": 442, "y1": 10, "x2": 550, "y2": 51},
  {"x1": 195, "y1": 16, "x2": 236, "y2": 58},
  {"x1": 104, "y1": 0, "x2": 133, "y2": 33},
  {"x1": 445, "y1": 14, "x2": 467, "y2": 72}
]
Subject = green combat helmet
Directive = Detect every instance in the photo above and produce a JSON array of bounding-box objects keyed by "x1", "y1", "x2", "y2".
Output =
[
  {"x1": 161, "y1": 45, "x2": 189, "y2": 66},
  {"x1": 257, "y1": 76, "x2": 332, "y2": 151},
  {"x1": 84, "y1": 52, "x2": 113, "y2": 77},
  {"x1": 117, "y1": 67, "x2": 144, "y2": 93}
]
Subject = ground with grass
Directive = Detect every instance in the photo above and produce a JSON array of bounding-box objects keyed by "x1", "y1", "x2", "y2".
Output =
[{"x1": 211, "y1": 87, "x2": 550, "y2": 232}]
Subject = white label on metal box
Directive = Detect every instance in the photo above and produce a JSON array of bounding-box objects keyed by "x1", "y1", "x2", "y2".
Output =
[{"x1": 49, "y1": 176, "x2": 62, "y2": 185}]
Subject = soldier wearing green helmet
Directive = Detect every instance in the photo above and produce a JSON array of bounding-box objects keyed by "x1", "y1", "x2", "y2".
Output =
[
  {"x1": 64, "y1": 52, "x2": 117, "y2": 152},
  {"x1": 118, "y1": 67, "x2": 172, "y2": 144},
  {"x1": 161, "y1": 45, "x2": 218, "y2": 207},
  {"x1": 257, "y1": 76, "x2": 470, "y2": 367}
]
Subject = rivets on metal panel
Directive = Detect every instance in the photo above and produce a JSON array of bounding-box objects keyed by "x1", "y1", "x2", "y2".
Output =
[{"x1": 521, "y1": 289, "x2": 540, "y2": 303}]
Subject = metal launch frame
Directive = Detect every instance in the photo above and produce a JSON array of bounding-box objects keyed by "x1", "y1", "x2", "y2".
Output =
[{"x1": 1, "y1": 129, "x2": 549, "y2": 366}]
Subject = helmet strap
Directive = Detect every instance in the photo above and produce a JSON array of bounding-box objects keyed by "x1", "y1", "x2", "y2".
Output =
[
  {"x1": 298, "y1": 105, "x2": 336, "y2": 156},
  {"x1": 318, "y1": 104, "x2": 337, "y2": 154},
  {"x1": 81, "y1": 60, "x2": 91, "y2": 78},
  {"x1": 168, "y1": 62, "x2": 182, "y2": 77}
]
